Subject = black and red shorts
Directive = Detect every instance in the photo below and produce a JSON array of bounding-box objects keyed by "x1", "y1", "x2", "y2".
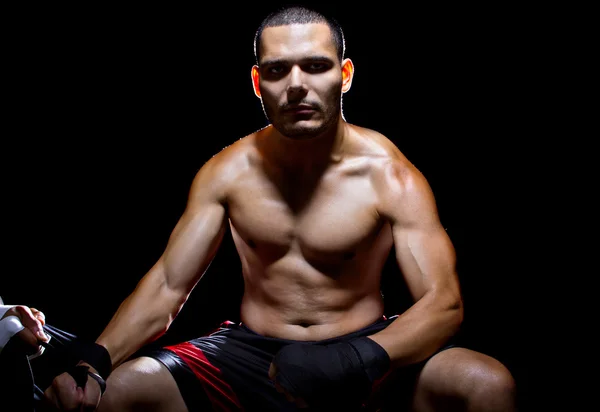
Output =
[{"x1": 141, "y1": 315, "x2": 456, "y2": 411}]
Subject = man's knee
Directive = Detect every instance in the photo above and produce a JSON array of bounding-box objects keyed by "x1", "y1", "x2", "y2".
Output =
[
  {"x1": 96, "y1": 359, "x2": 144, "y2": 412},
  {"x1": 416, "y1": 347, "x2": 517, "y2": 411},
  {"x1": 466, "y1": 359, "x2": 517, "y2": 408},
  {"x1": 98, "y1": 356, "x2": 186, "y2": 412}
]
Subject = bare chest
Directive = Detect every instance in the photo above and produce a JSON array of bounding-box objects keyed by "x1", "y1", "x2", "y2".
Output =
[{"x1": 227, "y1": 171, "x2": 382, "y2": 259}]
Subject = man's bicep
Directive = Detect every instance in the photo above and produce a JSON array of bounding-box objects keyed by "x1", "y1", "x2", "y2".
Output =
[
  {"x1": 160, "y1": 162, "x2": 229, "y2": 294},
  {"x1": 392, "y1": 223, "x2": 457, "y2": 301},
  {"x1": 378, "y1": 160, "x2": 458, "y2": 301}
]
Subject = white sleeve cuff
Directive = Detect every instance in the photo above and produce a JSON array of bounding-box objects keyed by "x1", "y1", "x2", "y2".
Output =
[
  {"x1": 0, "y1": 315, "x2": 25, "y2": 353},
  {"x1": 0, "y1": 305, "x2": 16, "y2": 320}
]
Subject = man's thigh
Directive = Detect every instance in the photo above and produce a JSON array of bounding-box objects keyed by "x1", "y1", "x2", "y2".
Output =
[
  {"x1": 412, "y1": 347, "x2": 516, "y2": 410},
  {"x1": 368, "y1": 347, "x2": 516, "y2": 411},
  {"x1": 364, "y1": 345, "x2": 464, "y2": 411},
  {"x1": 98, "y1": 356, "x2": 188, "y2": 412},
  {"x1": 362, "y1": 360, "x2": 422, "y2": 411}
]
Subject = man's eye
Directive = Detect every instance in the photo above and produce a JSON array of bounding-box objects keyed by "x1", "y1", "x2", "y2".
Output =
[
  {"x1": 306, "y1": 62, "x2": 329, "y2": 72},
  {"x1": 268, "y1": 66, "x2": 285, "y2": 74}
]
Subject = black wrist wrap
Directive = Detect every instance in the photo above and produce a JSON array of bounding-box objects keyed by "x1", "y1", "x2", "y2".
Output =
[
  {"x1": 348, "y1": 336, "x2": 390, "y2": 382},
  {"x1": 68, "y1": 364, "x2": 107, "y2": 394},
  {"x1": 70, "y1": 341, "x2": 112, "y2": 381}
]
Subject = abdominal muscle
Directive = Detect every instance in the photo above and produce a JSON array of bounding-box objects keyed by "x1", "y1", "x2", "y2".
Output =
[{"x1": 238, "y1": 253, "x2": 386, "y2": 341}]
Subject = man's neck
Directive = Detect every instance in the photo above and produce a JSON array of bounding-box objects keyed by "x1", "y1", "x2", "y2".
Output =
[{"x1": 262, "y1": 121, "x2": 348, "y2": 174}]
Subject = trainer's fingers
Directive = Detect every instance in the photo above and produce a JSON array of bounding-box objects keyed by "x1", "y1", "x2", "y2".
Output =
[
  {"x1": 30, "y1": 307, "x2": 46, "y2": 326},
  {"x1": 13, "y1": 305, "x2": 48, "y2": 342},
  {"x1": 15, "y1": 327, "x2": 40, "y2": 350}
]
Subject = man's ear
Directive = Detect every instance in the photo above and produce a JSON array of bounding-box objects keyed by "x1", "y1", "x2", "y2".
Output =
[
  {"x1": 251, "y1": 65, "x2": 261, "y2": 98},
  {"x1": 341, "y1": 58, "x2": 354, "y2": 93}
]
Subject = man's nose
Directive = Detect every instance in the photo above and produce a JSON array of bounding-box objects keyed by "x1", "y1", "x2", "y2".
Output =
[{"x1": 286, "y1": 66, "x2": 308, "y2": 99}]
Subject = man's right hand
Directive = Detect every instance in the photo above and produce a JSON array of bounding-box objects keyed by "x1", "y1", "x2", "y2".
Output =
[{"x1": 44, "y1": 364, "x2": 103, "y2": 412}]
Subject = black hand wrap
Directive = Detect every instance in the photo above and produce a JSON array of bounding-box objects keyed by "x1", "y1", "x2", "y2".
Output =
[
  {"x1": 68, "y1": 364, "x2": 89, "y2": 388},
  {"x1": 67, "y1": 365, "x2": 107, "y2": 394},
  {"x1": 272, "y1": 336, "x2": 390, "y2": 408},
  {"x1": 68, "y1": 341, "x2": 112, "y2": 381},
  {"x1": 65, "y1": 341, "x2": 111, "y2": 395}
]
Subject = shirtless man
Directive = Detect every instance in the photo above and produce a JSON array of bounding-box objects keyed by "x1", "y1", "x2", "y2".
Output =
[{"x1": 45, "y1": 6, "x2": 517, "y2": 411}]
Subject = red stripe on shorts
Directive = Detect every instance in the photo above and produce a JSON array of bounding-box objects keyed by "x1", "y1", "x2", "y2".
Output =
[{"x1": 167, "y1": 342, "x2": 244, "y2": 411}]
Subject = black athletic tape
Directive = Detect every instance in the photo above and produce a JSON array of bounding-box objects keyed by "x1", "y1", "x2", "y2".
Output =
[
  {"x1": 68, "y1": 364, "x2": 89, "y2": 389},
  {"x1": 66, "y1": 365, "x2": 107, "y2": 394},
  {"x1": 86, "y1": 370, "x2": 107, "y2": 394},
  {"x1": 68, "y1": 341, "x2": 112, "y2": 381},
  {"x1": 273, "y1": 337, "x2": 390, "y2": 408}
]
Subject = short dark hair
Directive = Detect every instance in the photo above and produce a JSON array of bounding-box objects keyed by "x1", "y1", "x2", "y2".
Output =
[{"x1": 253, "y1": 5, "x2": 345, "y2": 65}]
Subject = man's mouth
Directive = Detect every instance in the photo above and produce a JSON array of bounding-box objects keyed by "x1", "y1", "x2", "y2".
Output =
[{"x1": 284, "y1": 105, "x2": 316, "y2": 114}]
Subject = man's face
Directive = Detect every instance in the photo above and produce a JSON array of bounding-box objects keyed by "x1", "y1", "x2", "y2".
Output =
[{"x1": 254, "y1": 23, "x2": 344, "y2": 139}]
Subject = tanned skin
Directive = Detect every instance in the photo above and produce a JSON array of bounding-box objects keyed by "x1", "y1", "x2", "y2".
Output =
[{"x1": 45, "y1": 21, "x2": 516, "y2": 412}]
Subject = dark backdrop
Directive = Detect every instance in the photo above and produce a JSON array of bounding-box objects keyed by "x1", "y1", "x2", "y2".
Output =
[{"x1": 3, "y1": 3, "x2": 546, "y2": 410}]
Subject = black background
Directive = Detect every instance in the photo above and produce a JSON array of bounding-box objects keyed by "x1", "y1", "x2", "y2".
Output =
[{"x1": 2, "y1": 2, "x2": 553, "y2": 410}]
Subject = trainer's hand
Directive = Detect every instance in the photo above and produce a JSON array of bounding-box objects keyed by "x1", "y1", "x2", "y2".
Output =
[
  {"x1": 44, "y1": 363, "x2": 103, "y2": 412},
  {"x1": 2, "y1": 305, "x2": 49, "y2": 355}
]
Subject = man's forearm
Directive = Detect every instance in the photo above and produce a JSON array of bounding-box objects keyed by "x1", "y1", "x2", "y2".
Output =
[
  {"x1": 368, "y1": 291, "x2": 463, "y2": 368},
  {"x1": 95, "y1": 273, "x2": 186, "y2": 368}
]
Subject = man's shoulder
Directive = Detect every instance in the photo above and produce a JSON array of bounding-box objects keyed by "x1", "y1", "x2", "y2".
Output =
[
  {"x1": 200, "y1": 133, "x2": 257, "y2": 175},
  {"x1": 347, "y1": 124, "x2": 417, "y2": 176},
  {"x1": 346, "y1": 125, "x2": 429, "y2": 196},
  {"x1": 189, "y1": 132, "x2": 258, "y2": 196}
]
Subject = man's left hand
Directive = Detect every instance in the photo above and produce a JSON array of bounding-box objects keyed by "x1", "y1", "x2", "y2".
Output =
[{"x1": 268, "y1": 337, "x2": 390, "y2": 409}]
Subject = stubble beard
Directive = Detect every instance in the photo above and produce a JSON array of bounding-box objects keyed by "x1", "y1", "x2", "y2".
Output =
[{"x1": 262, "y1": 100, "x2": 341, "y2": 140}]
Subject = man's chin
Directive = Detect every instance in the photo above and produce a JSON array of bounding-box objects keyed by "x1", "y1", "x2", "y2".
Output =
[
  {"x1": 281, "y1": 129, "x2": 322, "y2": 140},
  {"x1": 278, "y1": 121, "x2": 328, "y2": 139}
]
